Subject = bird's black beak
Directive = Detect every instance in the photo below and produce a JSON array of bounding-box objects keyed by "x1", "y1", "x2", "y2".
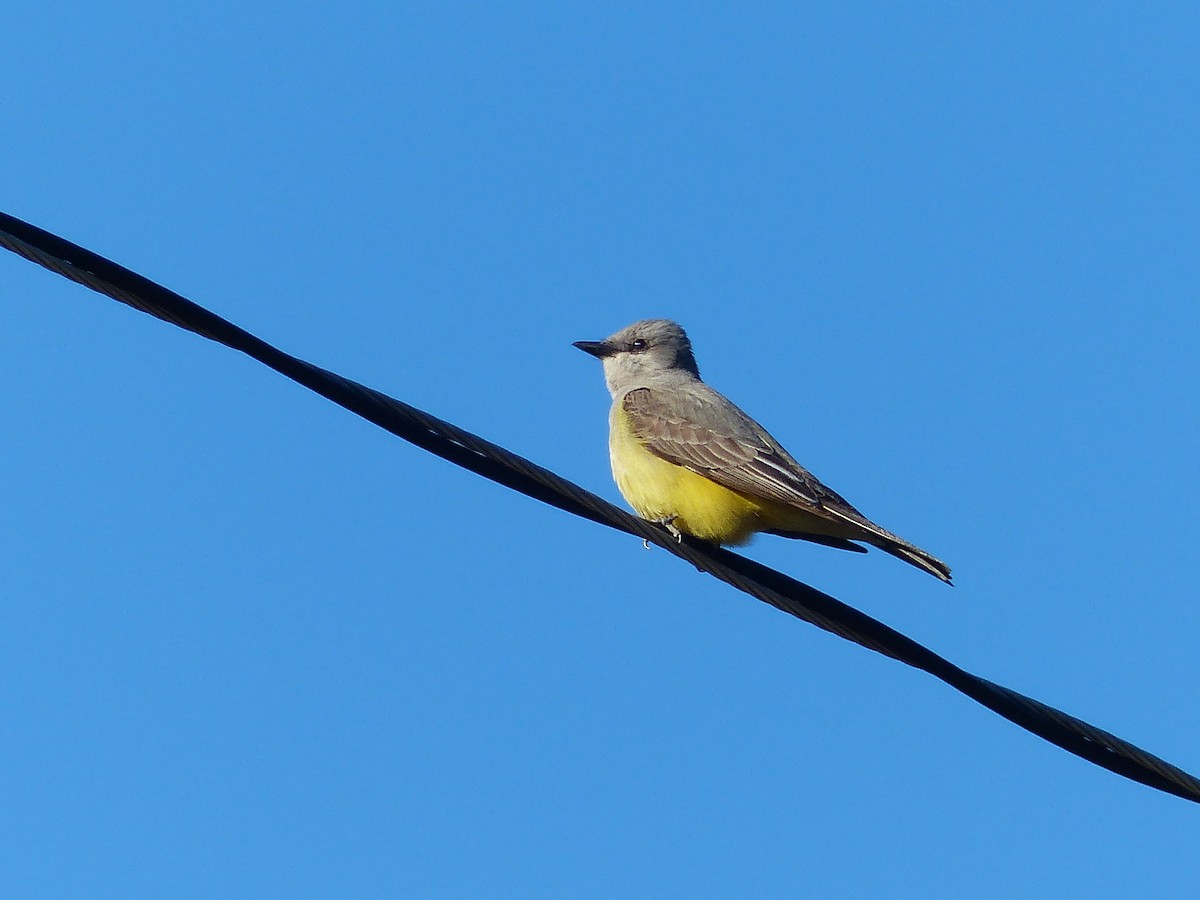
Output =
[{"x1": 573, "y1": 340, "x2": 615, "y2": 359}]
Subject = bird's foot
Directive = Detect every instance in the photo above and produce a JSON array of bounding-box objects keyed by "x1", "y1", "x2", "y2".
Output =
[{"x1": 653, "y1": 515, "x2": 683, "y2": 543}]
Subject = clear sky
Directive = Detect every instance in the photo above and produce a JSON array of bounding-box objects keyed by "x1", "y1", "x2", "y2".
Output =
[{"x1": 3, "y1": 3, "x2": 1198, "y2": 897}]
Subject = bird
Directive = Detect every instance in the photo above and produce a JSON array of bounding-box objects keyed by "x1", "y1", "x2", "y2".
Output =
[{"x1": 574, "y1": 319, "x2": 952, "y2": 584}]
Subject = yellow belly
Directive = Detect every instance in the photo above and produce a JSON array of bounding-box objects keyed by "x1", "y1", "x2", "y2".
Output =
[
  {"x1": 609, "y1": 406, "x2": 770, "y2": 545},
  {"x1": 608, "y1": 405, "x2": 854, "y2": 546}
]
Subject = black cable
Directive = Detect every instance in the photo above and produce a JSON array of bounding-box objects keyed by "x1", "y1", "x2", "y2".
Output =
[{"x1": 2, "y1": 210, "x2": 1197, "y2": 804}]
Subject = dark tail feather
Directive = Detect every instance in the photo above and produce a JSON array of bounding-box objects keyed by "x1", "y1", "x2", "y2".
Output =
[
  {"x1": 768, "y1": 526, "x2": 952, "y2": 585},
  {"x1": 813, "y1": 505, "x2": 953, "y2": 585},
  {"x1": 876, "y1": 542, "x2": 953, "y2": 585}
]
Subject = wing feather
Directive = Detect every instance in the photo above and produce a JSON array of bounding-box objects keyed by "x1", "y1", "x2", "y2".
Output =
[
  {"x1": 622, "y1": 386, "x2": 839, "y2": 511},
  {"x1": 620, "y1": 386, "x2": 952, "y2": 583}
]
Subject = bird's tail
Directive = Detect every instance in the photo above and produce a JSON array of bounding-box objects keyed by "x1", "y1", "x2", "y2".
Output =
[
  {"x1": 874, "y1": 540, "x2": 953, "y2": 585},
  {"x1": 816, "y1": 504, "x2": 953, "y2": 585}
]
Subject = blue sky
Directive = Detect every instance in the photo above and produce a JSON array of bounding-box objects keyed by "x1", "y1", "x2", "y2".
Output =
[{"x1": 3, "y1": 3, "x2": 1198, "y2": 897}]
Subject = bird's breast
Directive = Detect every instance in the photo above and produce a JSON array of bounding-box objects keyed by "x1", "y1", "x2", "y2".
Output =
[{"x1": 608, "y1": 404, "x2": 764, "y2": 545}]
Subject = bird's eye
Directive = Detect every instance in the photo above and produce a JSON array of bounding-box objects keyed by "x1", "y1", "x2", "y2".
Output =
[{"x1": 630, "y1": 339, "x2": 648, "y2": 351}]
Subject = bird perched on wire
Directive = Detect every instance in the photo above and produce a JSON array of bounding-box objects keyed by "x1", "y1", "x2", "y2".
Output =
[{"x1": 574, "y1": 319, "x2": 951, "y2": 584}]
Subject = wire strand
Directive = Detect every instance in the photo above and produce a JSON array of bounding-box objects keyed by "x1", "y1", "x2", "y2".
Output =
[{"x1": 2, "y1": 210, "x2": 1197, "y2": 804}]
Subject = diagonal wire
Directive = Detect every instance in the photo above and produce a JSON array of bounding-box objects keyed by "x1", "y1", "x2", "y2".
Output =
[{"x1": 2, "y1": 210, "x2": 1197, "y2": 804}]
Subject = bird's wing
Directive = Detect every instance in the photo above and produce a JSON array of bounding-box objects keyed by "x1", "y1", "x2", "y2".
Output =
[
  {"x1": 621, "y1": 386, "x2": 953, "y2": 582},
  {"x1": 621, "y1": 386, "x2": 852, "y2": 514}
]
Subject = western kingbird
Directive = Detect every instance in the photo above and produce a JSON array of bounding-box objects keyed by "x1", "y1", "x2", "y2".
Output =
[{"x1": 574, "y1": 319, "x2": 952, "y2": 584}]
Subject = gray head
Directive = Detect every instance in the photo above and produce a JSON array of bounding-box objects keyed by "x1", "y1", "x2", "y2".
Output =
[{"x1": 574, "y1": 319, "x2": 701, "y2": 396}]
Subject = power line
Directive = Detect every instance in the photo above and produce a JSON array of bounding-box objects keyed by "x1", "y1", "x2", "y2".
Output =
[{"x1": 2, "y1": 210, "x2": 1197, "y2": 804}]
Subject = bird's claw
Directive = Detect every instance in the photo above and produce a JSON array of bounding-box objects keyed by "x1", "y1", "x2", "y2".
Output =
[
  {"x1": 654, "y1": 515, "x2": 683, "y2": 542},
  {"x1": 642, "y1": 516, "x2": 683, "y2": 548}
]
